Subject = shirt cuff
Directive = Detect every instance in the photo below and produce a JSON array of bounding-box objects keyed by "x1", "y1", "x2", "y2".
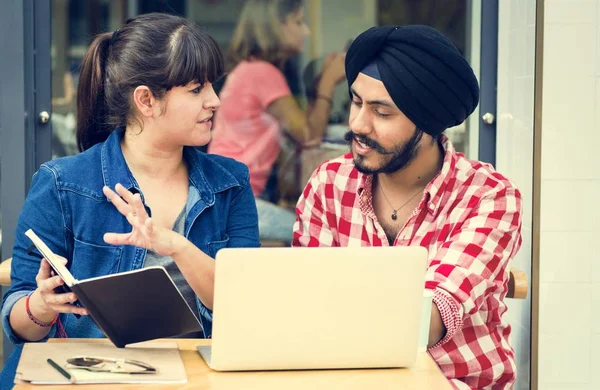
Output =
[
  {"x1": 429, "y1": 288, "x2": 463, "y2": 349},
  {"x1": 196, "y1": 298, "x2": 213, "y2": 338},
  {"x1": 2, "y1": 290, "x2": 57, "y2": 345},
  {"x1": 198, "y1": 300, "x2": 213, "y2": 322}
]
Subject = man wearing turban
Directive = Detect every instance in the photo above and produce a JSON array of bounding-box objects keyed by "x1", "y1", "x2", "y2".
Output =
[{"x1": 293, "y1": 25, "x2": 522, "y2": 389}]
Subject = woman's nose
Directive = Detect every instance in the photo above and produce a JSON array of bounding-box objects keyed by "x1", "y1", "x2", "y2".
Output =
[{"x1": 205, "y1": 85, "x2": 221, "y2": 110}]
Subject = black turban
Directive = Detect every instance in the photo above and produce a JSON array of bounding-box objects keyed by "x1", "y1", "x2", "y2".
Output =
[{"x1": 345, "y1": 25, "x2": 479, "y2": 137}]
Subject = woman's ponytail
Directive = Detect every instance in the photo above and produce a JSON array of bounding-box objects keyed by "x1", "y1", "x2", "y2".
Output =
[{"x1": 76, "y1": 32, "x2": 111, "y2": 152}]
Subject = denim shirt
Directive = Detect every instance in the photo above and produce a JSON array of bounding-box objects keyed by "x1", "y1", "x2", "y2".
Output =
[{"x1": 1, "y1": 129, "x2": 260, "y2": 345}]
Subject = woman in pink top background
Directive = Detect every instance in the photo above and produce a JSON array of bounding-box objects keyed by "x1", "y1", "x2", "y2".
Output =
[{"x1": 208, "y1": 0, "x2": 346, "y2": 242}]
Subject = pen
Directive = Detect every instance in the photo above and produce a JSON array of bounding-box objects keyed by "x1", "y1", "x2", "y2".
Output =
[{"x1": 47, "y1": 358, "x2": 74, "y2": 383}]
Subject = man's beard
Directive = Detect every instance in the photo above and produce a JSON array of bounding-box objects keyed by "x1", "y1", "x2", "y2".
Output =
[{"x1": 344, "y1": 129, "x2": 424, "y2": 175}]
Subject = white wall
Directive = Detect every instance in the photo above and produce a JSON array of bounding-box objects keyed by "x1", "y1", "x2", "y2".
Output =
[
  {"x1": 496, "y1": 1, "x2": 536, "y2": 389},
  {"x1": 498, "y1": 1, "x2": 600, "y2": 388},
  {"x1": 536, "y1": 1, "x2": 600, "y2": 389}
]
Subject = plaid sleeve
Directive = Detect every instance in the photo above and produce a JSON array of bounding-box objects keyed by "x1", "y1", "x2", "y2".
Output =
[
  {"x1": 425, "y1": 187, "x2": 522, "y2": 346},
  {"x1": 292, "y1": 167, "x2": 335, "y2": 247}
]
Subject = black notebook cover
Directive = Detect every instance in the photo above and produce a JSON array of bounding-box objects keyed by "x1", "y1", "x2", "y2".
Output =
[
  {"x1": 25, "y1": 229, "x2": 203, "y2": 348},
  {"x1": 73, "y1": 267, "x2": 203, "y2": 348}
]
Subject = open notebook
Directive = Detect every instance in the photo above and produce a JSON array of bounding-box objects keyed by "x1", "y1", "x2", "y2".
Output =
[
  {"x1": 15, "y1": 341, "x2": 187, "y2": 385},
  {"x1": 24, "y1": 229, "x2": 203, "y2": 347}
]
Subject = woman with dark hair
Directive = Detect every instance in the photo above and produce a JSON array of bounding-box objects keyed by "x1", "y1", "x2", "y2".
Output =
[
  {"x1": 208, "y1": 0, "x2": 346, "y2": 243},
  {"x1": 0, "y1": 13, "x2": 258, "y2": 384}
]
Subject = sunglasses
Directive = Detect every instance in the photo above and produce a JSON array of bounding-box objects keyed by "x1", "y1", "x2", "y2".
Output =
[{"x1": 65, "y1": 356, "x2": 157, "y2": 374}]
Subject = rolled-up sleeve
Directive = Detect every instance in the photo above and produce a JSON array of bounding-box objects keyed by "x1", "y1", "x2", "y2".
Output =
[
  {"x1": 1, "y1": 290, "x2": 59, "y2": 345},
  {"x1": 425, "y1": 187, "x2": 522, "y2": 347}
]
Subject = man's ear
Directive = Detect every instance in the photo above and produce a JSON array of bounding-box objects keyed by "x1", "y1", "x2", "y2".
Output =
[{"x1": 132, "y1": 86, "x2": 156, "y2": 117}]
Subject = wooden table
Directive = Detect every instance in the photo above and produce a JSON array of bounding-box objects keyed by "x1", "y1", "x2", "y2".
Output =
[{"x1": 15, "y1": 339, "x2": 452, "y2": 389}]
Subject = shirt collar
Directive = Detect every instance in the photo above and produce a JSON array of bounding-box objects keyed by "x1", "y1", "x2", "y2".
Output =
[
  {"x1": 183, "y1": 144, "x2": 241, "y2": 205},
  {"x1": 356, "y1": 135, "x2": 457, "y2": 217},
  {"x1": 100, "y1": 129, "x2": 241, "y2": 205},
  {"x1": 100, "y1": 129, "x2": 139, "y2": 194},
  {"x1": 425, "y1": 135, "x2": 457, "y2": 216}
]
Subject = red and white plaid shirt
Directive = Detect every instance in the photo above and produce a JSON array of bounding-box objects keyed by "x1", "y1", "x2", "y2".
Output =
[{"x1": 293, "y1": 136, "x2": 522, "y2": 389}]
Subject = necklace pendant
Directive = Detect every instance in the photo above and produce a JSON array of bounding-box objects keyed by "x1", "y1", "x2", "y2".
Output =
[{"x1": 391, "y1": 211, "x2": 398, "y2": 221}]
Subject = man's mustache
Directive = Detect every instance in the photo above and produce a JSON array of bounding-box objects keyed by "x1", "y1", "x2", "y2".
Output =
[{"x1": 343, "y1": 131, "x2": 392, "y2": 155}]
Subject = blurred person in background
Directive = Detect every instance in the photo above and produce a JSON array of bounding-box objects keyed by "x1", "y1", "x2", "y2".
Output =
[{"x1": 208, "y1": 0, "x2": 346, "y2": 243}]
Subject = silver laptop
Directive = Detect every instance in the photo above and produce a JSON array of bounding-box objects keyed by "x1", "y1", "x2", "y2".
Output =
[{"x1": 198, "y1": 246, "x2": 428, "y2": 371}]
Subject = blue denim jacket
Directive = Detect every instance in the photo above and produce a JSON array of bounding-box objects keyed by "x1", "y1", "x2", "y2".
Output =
[{"x1": 1, "y1": 129, "x2": 259, "y2": 345}]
